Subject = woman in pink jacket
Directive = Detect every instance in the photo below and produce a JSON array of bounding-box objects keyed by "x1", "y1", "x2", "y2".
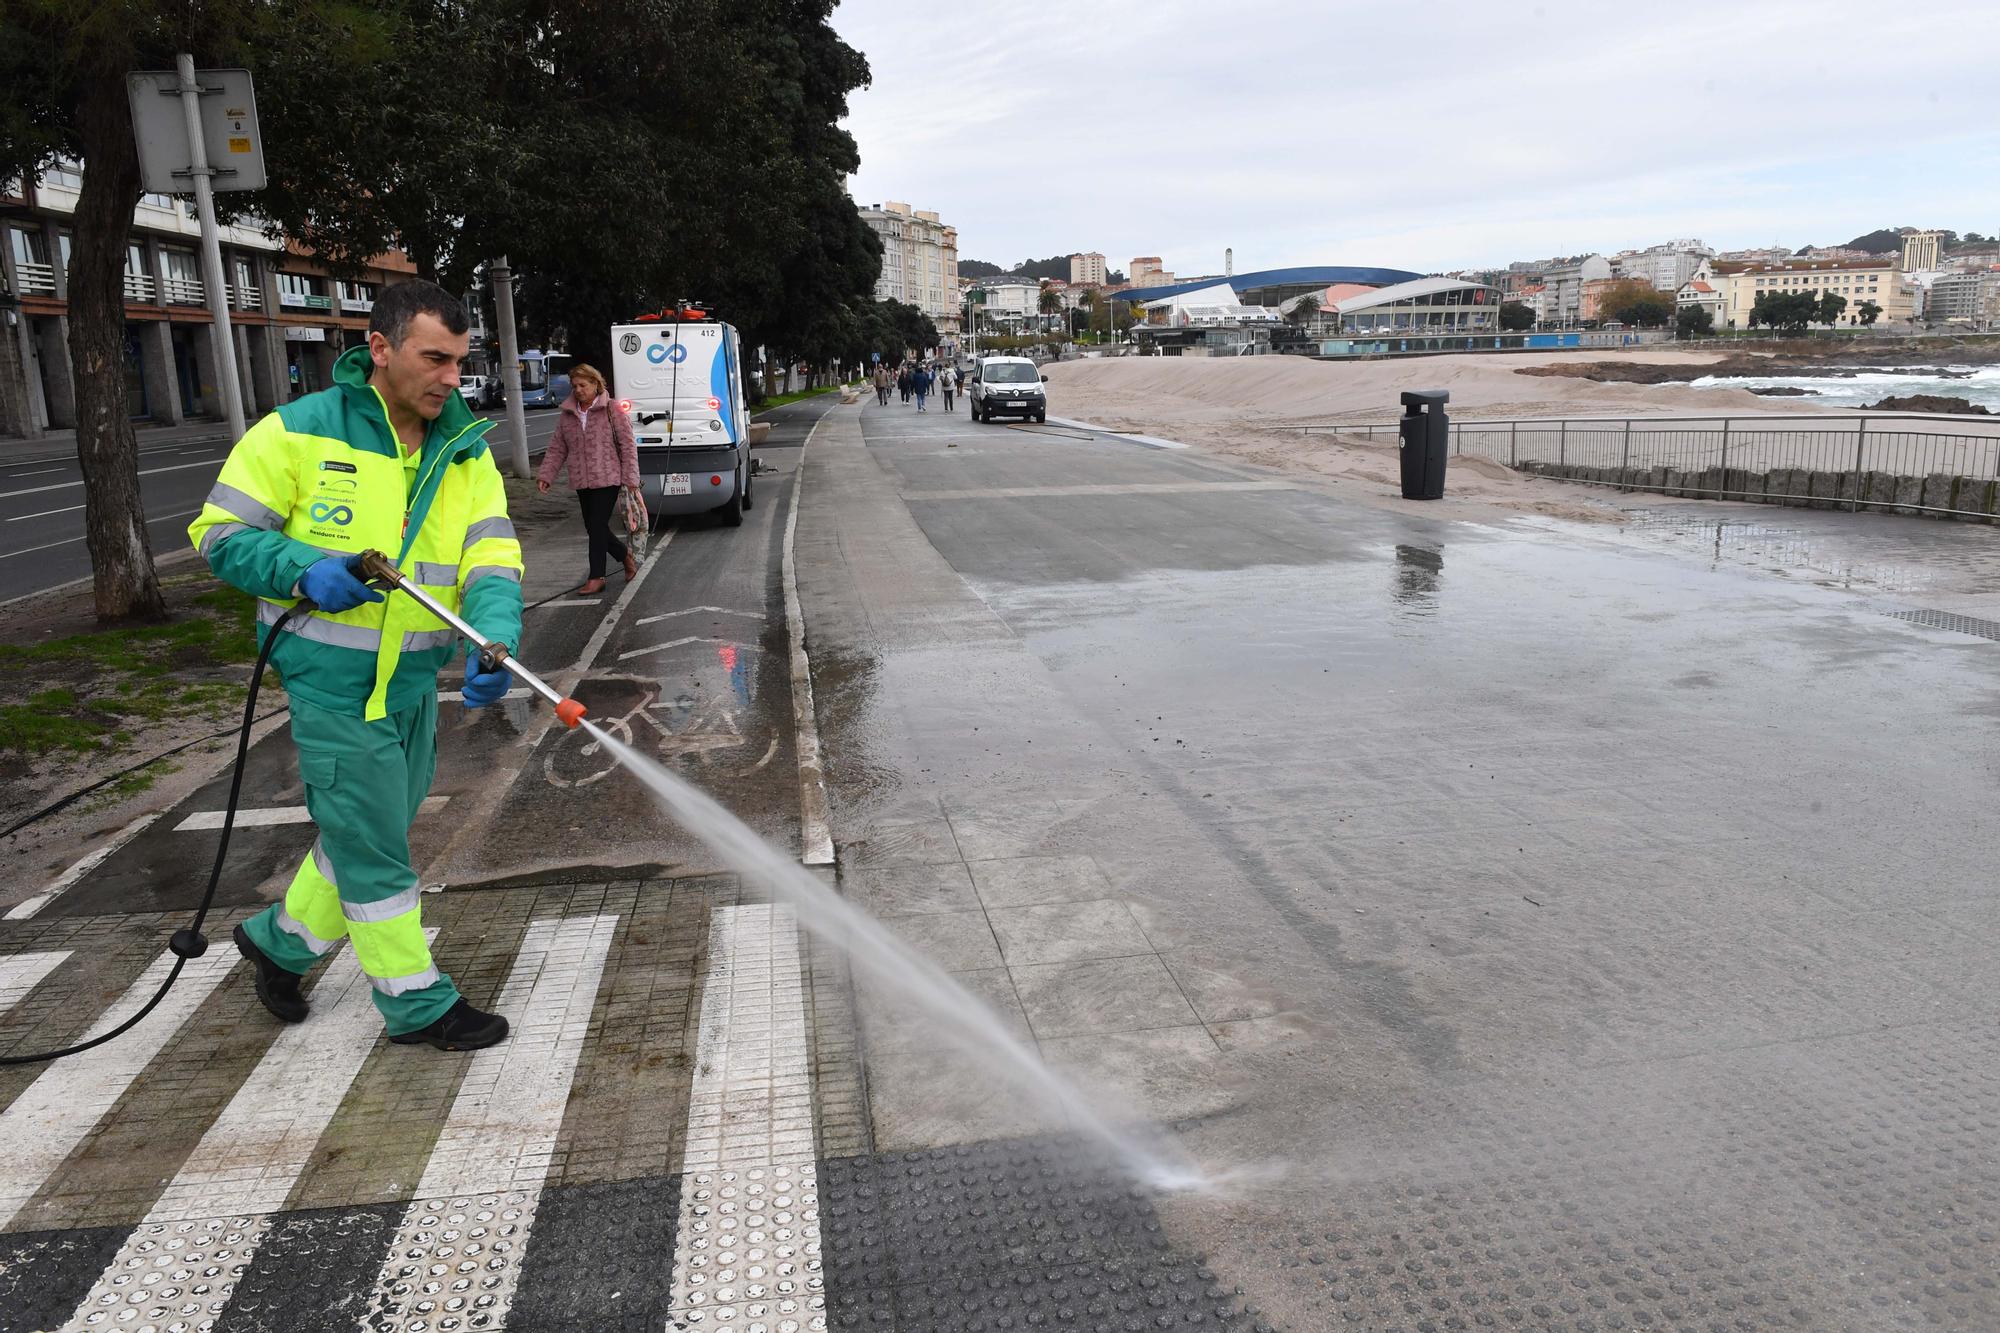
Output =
[{"x1": 536, "y1": 363, "x2": 641, "y2": 593}]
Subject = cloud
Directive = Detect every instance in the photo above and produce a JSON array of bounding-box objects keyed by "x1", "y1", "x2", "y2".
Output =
[{"x1": 832, "y1": 0, "x2": 2000, "y2": 272}]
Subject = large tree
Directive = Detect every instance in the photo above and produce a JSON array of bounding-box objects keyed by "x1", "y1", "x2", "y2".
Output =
[
  {"x1": 0, "y1": 1, "x2": 266, "y2": 619},
  {"x1": 1593, "y1": 279, "x2": 1676, "y2": 327}
]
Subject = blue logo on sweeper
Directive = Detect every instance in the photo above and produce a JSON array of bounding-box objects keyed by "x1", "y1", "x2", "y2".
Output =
[
  {"x1": 667, "y1": 343, "x2": 689, "y2": 364},
  {"x1": 646, "y1": 344, "x2": 669, "y2": 365}
]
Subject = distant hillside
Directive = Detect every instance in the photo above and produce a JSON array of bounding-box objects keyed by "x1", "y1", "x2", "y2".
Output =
[
  {"x1": 1841, "y1": 227, "x2": 1993, "y2": 254},
  {"x1": 958, "y1": 259, "x2": 1003, "y2": 278}
]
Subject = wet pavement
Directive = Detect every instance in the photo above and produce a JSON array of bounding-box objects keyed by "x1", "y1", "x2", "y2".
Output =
[
  {"x1": 7, "y1": 386, "x2": 2000, "y2": 1329},
  {"x1": 795, "y1": 396, "x2": 2000, "y2": 1330}
]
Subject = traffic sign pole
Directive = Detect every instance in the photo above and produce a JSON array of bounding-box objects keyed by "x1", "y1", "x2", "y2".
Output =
[{"x1": 175, "y1": 54, "x2": 247, "y2": 444}]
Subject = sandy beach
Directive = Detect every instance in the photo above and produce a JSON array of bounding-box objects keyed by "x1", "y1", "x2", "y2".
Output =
[{"x1": 1039, "y1": 349, "x2": 1985, "y2": 524}]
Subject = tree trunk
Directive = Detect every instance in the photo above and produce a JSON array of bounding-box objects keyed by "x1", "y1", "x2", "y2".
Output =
[{"x1": 70, "y1": 61, "x2": 165, "y2": 622}]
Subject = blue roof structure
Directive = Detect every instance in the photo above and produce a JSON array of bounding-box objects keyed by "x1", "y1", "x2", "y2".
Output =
[{"x1": 1119, "y1": 265, "x2": 1426, "y2": 304}]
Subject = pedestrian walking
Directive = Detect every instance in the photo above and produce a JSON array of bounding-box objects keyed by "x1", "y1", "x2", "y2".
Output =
[
  {"x1": 536, "y1": 363, "x2": 641, "y2": 595},
  {"x1": 939, "y1": 364, "x2": 958, "y2": 412},
  {"x1": 912, "y1": 363, "x2": 934, "y2": 412},
  {"x1": 873, "y1": 363, "x2": 891, "y2": 405},
  {"x1": 190, "y1": 280, "x2": 523, "y2": 1052},
  {"x1": 898, "y1": 365, "x2": 911, "y2": 402}
]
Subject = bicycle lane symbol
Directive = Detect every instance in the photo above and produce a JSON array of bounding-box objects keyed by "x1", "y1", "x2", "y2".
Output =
[{"x1": 542, "y1": 641, "x2": 775, "y2": 789}]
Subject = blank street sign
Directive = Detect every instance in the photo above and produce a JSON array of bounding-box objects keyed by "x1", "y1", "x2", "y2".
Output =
[{"x1": 125, "y1": 67, "x2": 267, "y2": 194}]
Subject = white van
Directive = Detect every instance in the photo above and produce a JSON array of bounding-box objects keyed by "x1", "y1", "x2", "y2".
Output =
[
  {"x1": 611, "y1": 312, "x2": 753, "y2": 526},
  {"x1": 968, "y1": 355, "x2": 1048, "y2": 423}
]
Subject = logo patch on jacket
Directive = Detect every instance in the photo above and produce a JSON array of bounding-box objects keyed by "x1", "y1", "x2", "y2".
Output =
[{"x1": 319, "y1": 460, "x2": 358, "y2": 474}]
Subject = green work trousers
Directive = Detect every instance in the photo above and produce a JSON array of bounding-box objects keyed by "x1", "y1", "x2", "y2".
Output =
[{"x1": 240, "y1": 692, "x2": 460, "y2": 1034}]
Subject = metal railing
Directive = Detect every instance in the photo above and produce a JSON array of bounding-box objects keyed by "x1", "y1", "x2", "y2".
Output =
[
  {"x1": 160, "y1": 275, "x2": 205, "y2": 305},
  {"x1": 228, "y1": 284, "x2": 262, "y2": 311},
  {"x1": 123, "y1": 272, "x2": 157, "y2": 302},
  {"x1": 13, "y1": 261, "x2": 55, "y2": 296},
  {"x1": 1288, "y1": 412, "x2": 2000, "y2": 519}
]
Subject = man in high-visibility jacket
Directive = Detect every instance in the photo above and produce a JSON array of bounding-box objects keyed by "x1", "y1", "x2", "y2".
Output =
[{"x1": 190, "y1": 280, "x2": 523, "y2": 1051}]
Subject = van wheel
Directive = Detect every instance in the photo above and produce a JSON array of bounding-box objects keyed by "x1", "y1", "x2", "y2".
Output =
[
  {"x1": 741, "y1": 464, "x2": 753, "y2": 511},
  {"x1": 1034, "y1": 412, "x2": 1046, "y2": 424},
  {"x1": 720, "y1": 470, "x2": 745, "y2": 527}
]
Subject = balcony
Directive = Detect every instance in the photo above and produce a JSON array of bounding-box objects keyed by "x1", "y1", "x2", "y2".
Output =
[
  {"x1": 161, "y1": 275, "x2": 205, "y2": 305},
  {"x1": 123, "y1": 271, "x2": 157, "y2": 302},
  {"x1": 14, "y1": 261, "x2": 55, "y2": 296},
  {"x1": 228, "y1": 284, "x2": 262, "y2": 311}
]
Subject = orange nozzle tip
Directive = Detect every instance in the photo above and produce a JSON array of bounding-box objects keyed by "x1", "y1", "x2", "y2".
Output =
[{"x1": 556, "y1": 699, "x2": 587, "y2": 728}]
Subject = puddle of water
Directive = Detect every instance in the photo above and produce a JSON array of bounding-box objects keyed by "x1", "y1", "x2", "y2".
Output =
[
  {"x1": 579, "y1": 719, "x2": 1211, "y2": 1193},
  {"x1": 1607, "y1": 510, "x2": 1945, "y2": 594}
]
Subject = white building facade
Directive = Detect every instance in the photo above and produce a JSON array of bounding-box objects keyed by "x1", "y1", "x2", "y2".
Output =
[
  {"x1": 1612, "y1": 239, "x2": 1714, "y2": 291},
  {"x1": 1541, "y1": 255, "x2": 1613, "y2": 327},
  {"x1": 858, "y1": 200, "x2": 960, "y2": 334}
]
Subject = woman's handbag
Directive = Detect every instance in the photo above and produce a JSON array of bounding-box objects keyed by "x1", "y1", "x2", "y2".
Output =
[{"x1": 619, "y1": 485, "x2": 650, "y2": 556}]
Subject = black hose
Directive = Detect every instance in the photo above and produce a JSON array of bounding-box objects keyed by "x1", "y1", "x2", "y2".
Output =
[{"x1": 0, "y1": 601, "x2": 306, "y2": 1067}]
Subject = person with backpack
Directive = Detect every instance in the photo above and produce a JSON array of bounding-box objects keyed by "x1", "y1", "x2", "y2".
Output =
[
  {"x1": 912, "y1": 362, "x2": 934, "y2": 412},
  {"x1": 938, "y1": 364, "x2": 958, "y2": 412}
]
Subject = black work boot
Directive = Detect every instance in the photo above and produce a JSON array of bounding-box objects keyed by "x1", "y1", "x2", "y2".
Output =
[
  {"x1": 233, "y1": 923, "x2": 308, "y2": 1023},
  {"x1": 389, "y1": 999, "x2": 510, "y2": 1051}
]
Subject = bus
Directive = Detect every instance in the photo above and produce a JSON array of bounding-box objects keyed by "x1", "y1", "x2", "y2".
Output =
[{"x1": 517, "y1": 349, "x2": 571, "y2": 408}]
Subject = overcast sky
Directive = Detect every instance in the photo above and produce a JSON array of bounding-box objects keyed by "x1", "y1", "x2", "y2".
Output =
[{"x1": 831, "y1": 0, "x2": 2000, "y2": 276}]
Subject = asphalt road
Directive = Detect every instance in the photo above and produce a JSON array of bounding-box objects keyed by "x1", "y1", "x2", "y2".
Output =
[{"x1": 0, "y1": 408, "x2": 564, "y2": 604}]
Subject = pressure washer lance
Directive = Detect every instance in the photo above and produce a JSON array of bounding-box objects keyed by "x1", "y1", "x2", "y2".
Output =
[
  {"x1": 355, "y1": 549, "x2": 588, "y2": 729},
  {"x1": 0, "y1": 554, "x2": 585, "y2": 1066}
]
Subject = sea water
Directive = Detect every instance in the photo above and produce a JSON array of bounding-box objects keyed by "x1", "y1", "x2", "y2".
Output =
[{"x1": 1689, "y1": 364, "x2": 2000, "y2": 410}]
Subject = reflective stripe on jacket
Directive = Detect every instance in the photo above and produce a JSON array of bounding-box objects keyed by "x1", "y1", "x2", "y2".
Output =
[{"x1": 189, "y1": 345, "x2": 526, "y2": 721}]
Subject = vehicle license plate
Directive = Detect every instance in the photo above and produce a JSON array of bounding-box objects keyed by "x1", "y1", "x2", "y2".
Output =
[
  {"x1": 665, "y1": 474, "x2": 692, "y2": 495},
  {"x1": 1007, "y1": 400, "x2": 1026, "y2": 407}
]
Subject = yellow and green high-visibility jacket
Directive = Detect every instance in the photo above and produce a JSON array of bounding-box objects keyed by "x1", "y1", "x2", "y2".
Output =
[{"x1": 189, "y1": 345, "x2": 525, "y2": 720}]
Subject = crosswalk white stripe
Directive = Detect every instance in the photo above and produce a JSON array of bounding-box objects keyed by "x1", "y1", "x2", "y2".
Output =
[
  {"x1": 667, "y1": 904, "x2": 825, "y2": 1326},
  {"x1": 5, "y1": 813, "x2": 160, "y2": 920},
  {"x1": 172, "y1": 795, "x2": 448, "y2": 832},
  {"x1": 0, "y1": 950, "x2": 71, "y2": 1013},
  {"x1": 361, "y1": 912, "x2": 619, "y2": 1329},
  {"x1": 0, "y1": 944, "x2": 239, "y2": 1229},
  {"x1": 56, "y1": 932, "x2": 435, "y2": 1333}
]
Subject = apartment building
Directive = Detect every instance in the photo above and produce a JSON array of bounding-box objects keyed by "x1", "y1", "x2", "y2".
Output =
[
  {"x1": 858, "y1": 200, "x2": 960, "y2": 334},
  {"x1": 1540, "y1": 255, "x2": 1612, "y2": 326},
  {"x1": 1, "y1": 162, "x2": 417, "y2": 438},
  {"x1": 1926, "y1": 271, "x2": 1999, "y2": 326},
  {"x1": 1070, "y1": 252, "x2": 1107, "y2": 287},
  {"x1": 1610, "y1": 239, "x2": 1713, "y2": 291}
]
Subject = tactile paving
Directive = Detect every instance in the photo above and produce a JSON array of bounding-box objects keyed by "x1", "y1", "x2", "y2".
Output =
[{"x1": 816, "y1": 1137, "x2": 1253, "y2": 1331}]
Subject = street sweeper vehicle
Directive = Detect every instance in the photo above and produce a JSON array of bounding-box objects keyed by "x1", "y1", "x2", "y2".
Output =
[{"x1": 611, "y1": 307, "x2": 753, "y2": 528}]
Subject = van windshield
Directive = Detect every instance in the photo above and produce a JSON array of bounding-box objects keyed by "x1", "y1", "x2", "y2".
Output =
[{"x1": 984, "y1": 363, "x2": 1040, "y2": 384}]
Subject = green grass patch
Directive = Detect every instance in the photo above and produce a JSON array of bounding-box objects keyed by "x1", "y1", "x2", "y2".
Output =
[
  {"x1": 0, "y1": 584, "x2": 270, "y2": 758},
  {"x1": 754, "y1": 384, "x2": 842, "y2": 413}
]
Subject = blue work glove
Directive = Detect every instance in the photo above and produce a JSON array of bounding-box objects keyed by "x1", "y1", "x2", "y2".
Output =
[
  {"x1": 296, "y1": 555, "x2": 384, "y2": 614},
  {"x1": 461, "y1": 650, "x2": 513, "y2": 708}
]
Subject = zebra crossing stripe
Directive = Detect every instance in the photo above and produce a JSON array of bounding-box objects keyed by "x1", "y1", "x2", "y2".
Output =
[
  {"x1": 362, "y1": 912, "x2": 619, "y2": 1330},
  {"x1": 55, "y1": 933, "x2": 434, "y2": 1332},
  {"x1": 0, "y1": 944, "x2": 239, "y2": 1229},
  {"x1": 666, "y1": 904, "x2": 824, "y2": 1329},
  {"x1": 0, "y1": 950, "x2": 70, "y2": 1013}
]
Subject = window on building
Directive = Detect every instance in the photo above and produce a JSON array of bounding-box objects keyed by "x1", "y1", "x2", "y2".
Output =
[
  {"x1": 7, "y1": 225, "x2": 50, "y2": 269},
  {"x1": 277, "y1": 271, "x2": 323, "y2": 305},
  {"x1": 125, "y1": 243, "x2": 149, "y2": 278},
  {"x1": 161, "y1": 248, "x2": 201, "y2": 300},
  {"x1": 43, "y1": 158, "x2": 84, "y2": 189}
]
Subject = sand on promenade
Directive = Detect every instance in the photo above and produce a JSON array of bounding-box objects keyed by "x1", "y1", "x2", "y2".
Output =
[{"x1": 1041, "y1": 349, "x2": 1849, "y2": 523}]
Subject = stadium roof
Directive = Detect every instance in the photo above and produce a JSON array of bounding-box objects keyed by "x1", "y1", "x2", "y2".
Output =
[{"x1": 1119, "y1": 265, "x2": 1426, "y2": 304}]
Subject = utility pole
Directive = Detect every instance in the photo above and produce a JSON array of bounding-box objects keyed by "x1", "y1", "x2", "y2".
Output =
[
  {"x1": 489, "y1": 256, "x2": 531, "y2": 479},
  {"x1": 175, "y1": 54, "x2": 246, "y2": 443}
]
